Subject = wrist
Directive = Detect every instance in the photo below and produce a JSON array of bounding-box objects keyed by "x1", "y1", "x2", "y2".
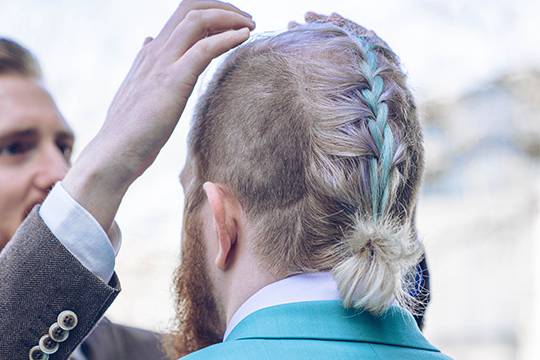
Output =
[{"x1": 63, "y1": 143, "x2": 132, "y2": 230}]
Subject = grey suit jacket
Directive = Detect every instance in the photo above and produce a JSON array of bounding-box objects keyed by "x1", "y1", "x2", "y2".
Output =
[{"x1": 0, "y1": 207, "x2": 168, "y2": 360}]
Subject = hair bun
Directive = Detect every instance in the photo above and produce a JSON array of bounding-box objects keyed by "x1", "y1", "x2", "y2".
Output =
[{"x1": 332, "y1": 217, "x2": 423, "y2": 315}]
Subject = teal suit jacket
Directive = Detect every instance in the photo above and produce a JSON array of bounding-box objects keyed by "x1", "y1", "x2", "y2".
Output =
[{"x1": 183, "y1": 300, "x2": 451, "y2": 359}]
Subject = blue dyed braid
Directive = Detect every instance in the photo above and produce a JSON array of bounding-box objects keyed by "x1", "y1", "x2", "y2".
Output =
[{"x1": 355, "y1": 37, "x2": 395, "y2": 221}]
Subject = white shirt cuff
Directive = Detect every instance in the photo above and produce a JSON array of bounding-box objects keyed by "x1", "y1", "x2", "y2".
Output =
[{"x1": 39, "y1": 182, "x2": 121, "y2": 284}]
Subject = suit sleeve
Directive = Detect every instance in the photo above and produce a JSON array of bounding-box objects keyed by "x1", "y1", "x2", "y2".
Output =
[
  {"x1": 0, "y1": 206, "x2": 121, "y2": 360},
  {"x1": 39, "y1": 182, "x2": 120, "y2": 285},
  {"x1": 80, "y1": 318, "x2": 169, "y2": 360}
]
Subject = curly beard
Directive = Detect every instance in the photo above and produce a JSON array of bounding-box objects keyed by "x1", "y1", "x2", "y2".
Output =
[{"x1": 163, "y1": 211, "x2": 223, "y2": 359}]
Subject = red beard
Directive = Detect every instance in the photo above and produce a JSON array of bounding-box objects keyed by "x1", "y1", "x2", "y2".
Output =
[{"x1": 164, "y1": 210, "x2": 223, "y2": 358}]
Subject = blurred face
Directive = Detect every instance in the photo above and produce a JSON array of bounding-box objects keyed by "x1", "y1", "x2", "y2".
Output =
[{"x1": 0, "y1": 75, "x2": 73, "y2": 249}]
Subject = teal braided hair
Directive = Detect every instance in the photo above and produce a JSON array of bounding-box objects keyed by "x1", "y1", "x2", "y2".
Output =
[
  {"x1": 187, "y1": 21, "x2": 425, "y2": 316},
  {"x1": 354, "y1": 36, "x2": 396, "y2": 221}
]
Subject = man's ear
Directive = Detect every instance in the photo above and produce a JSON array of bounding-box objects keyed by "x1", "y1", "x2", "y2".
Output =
[{"x1": 203, "y1": 181, "x2": 238, "y2": 271}]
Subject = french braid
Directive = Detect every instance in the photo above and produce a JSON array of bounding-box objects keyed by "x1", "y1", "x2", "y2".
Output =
[
  {"x1": 331, "y1": 31, "x2": 423, "y2": 314},
  {"x1": 188, "y1": 20, "x2": 425, "y2": 315},
  {"x1": 356, "y1": 37, "x2": 396, "y2": 220}
]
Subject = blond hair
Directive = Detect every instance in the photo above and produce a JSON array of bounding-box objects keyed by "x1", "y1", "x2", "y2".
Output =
[{"x1": 188, "y1": 21, "x2": 425, "y2": 315}]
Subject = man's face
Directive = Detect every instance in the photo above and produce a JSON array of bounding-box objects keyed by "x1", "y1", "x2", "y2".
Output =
[
  {"x1": 0, "y1": 75, "x2": 73, "y2": 249},
  {"x1": 167, "y1": 156, "x2": 223, "y2": 357}
]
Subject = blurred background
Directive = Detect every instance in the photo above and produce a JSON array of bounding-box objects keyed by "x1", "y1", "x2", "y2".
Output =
[{"x1": 2, "y1": 0, "x2": 539, "y2": 359}]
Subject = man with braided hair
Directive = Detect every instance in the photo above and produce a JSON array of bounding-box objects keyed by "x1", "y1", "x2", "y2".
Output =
[{"x1": 161, "y1": 11, "x2": 448, "y2": 360}]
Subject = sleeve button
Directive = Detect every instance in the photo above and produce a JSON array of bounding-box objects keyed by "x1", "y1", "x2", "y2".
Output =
[
  {"x1": 39, "y1": 334, "x2": 59, "y2": 354},
  {"x1": 49, "y1": 322, "x2": 69, "y2": 342},
  {"x1": 29, "y1": 345, "x2": 49, "y2": 360},
  {"x1": 57, "y1": 310, "x2": 78, "y2": 330}
]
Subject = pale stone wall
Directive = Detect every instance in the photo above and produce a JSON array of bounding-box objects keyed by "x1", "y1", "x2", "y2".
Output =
[{"x1": 420, "y1": 71, "x2": 540, "y2": 359}]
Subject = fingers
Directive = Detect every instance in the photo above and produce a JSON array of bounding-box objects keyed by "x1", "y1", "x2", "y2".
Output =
[
  {"x1": 156, "y1": 0, "x2": 252, "y2": 44},
  {"x1": 165, "y1": 8, "x2": 254, "y2": 58},
  {"x1": 175, "y1": 27, "x2": 250, "y2": 78},
  {"x1": 287, "y1": 21, "x2": 300, "y2": 30},
  {"x1": 305, "y1": 11, "x2": 326, "y2": 23},
  {"x1": 304, "y1": 11, "x2": 370, "y2": 36},
  {"x1": 327, "y1": 12, "x2": 351, "y2": 28},
  {"x1": 329, "y1": 12, "x2": 369, "y2": 34}
]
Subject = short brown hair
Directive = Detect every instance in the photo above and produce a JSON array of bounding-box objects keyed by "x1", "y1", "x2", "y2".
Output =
[
  {"x1": 0, "y1": 38, "x2": 42, "y2": 78},
  {"x1": 188, "y1": 19, "x2": 424, "y2": 314}
]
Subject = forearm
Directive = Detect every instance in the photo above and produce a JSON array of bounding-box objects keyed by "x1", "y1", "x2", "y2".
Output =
[
  {"x1": 62, "y1": 137, "x2": 133, "y2": 231},
  {"x1": 0, "y1": 208, "x2": 120, "y2": 359}
]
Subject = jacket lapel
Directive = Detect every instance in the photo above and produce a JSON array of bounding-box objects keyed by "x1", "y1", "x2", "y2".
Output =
[{"x1": 226, "y1": 300, "x2": 439, "y2": 352}]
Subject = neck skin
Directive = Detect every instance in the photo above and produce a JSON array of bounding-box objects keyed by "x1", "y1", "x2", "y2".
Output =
[
  {"x1": 199, "y1": 180, "x2": 284, "y2": 331},
  {"x1": 216, "y1": 245, "x2": 279, "y2": 328}
]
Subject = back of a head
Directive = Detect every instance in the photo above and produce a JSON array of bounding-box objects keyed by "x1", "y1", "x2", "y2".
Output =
[
  {"x1": 0, "y1": 38, "x2": 42, "y2": 78},
  {"x1": 189, "y1": 18, "x2": 425, "y2": 315}
]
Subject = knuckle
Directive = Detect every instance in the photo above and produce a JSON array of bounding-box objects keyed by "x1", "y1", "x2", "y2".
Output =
[
  {"x1": 178, "y1": 0, "x2": 194, "y2": 10},
  {"x1": 147, "y1": 69, "x2": 175, "y2": 90},
  {"x1": 192, "y1": 39, "x2": 211, "y2": 59},
  {"x1": 185, "y1": 9, "x2": 203, "y2": 23},
  {"x1": 196, "y1": 39, "x2": 211, "y2": 55}
]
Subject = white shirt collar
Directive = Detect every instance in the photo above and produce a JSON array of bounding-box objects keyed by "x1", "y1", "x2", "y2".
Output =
[{"x1": 223, "y1": 271, "x2": 341, "y2": 340}]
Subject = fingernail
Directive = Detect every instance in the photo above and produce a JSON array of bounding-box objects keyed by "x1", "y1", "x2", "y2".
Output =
[
  {"x1": 143, "y1": 36, "x2": 153, "y2": 46},
  {"x1": 242, "y1": 10, "x2": 253, "y2": 18},
  {"x1": 245, "y1": 19, "x2": 255, "y2": 30}
]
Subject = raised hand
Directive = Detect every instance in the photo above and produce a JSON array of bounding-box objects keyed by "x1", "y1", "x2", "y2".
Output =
[{"x1": 63, "y1": 0, "x2": 255, "y2": 230}]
